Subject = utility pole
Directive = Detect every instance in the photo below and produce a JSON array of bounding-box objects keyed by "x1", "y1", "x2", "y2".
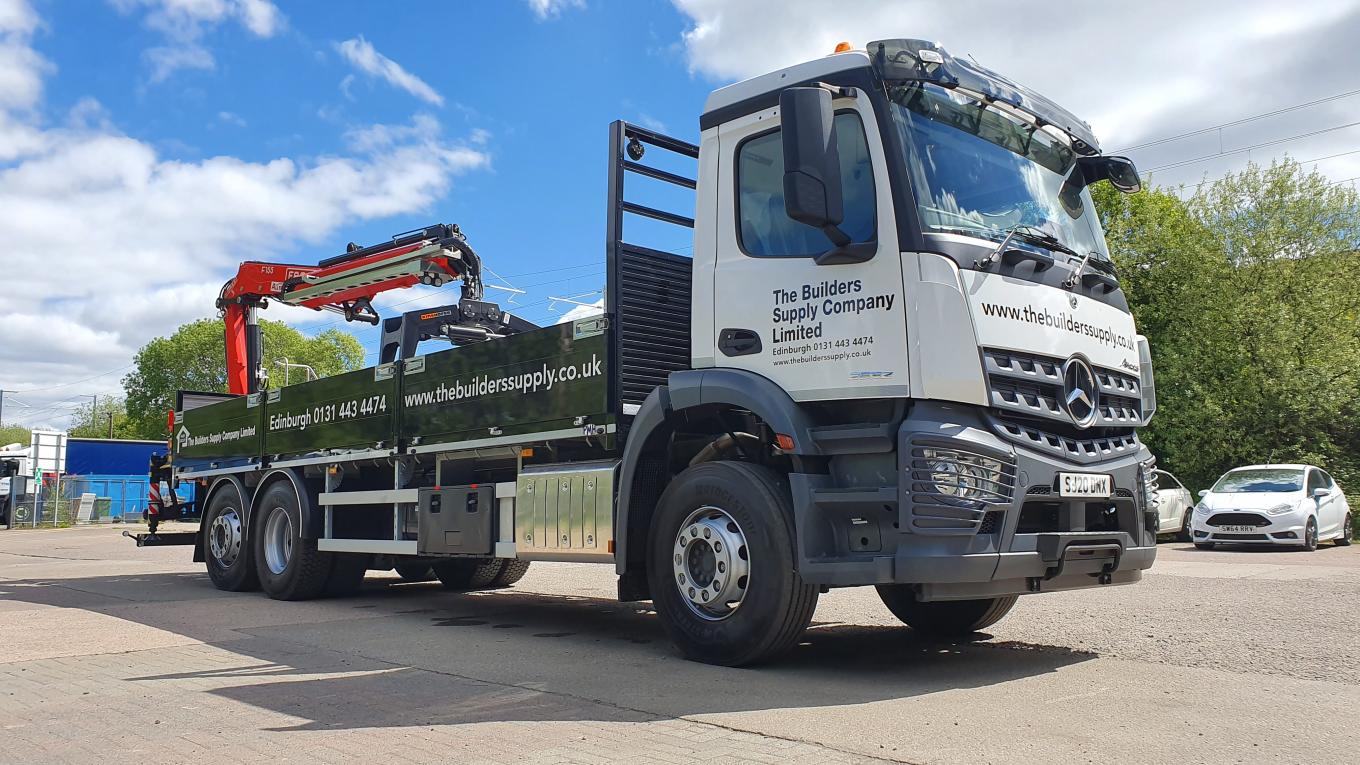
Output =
[{"x1": 107, "y1": 412, "x2": 114, "y2": 439}]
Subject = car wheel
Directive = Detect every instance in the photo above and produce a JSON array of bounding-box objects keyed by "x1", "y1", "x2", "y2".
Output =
[
  {"x1": 252, "y1": 480, "x2": 333, "y2": 600},
  {"x1": 876, "y1": 587, "x2": 1017, "y2": 636},
  {"x1": 1337, "y1": 513, "x2": 1353, "y2": 547},
  {"x1": 203, "y1": 485, "x2": 259, "y2": 592},
  {"x1": 646, "y1": 461, "x2": 818, "y2": 666},
  {"x1": 1179, "y1": 510, "x2": 1194, "y2": 543},
  {"x1": 1302, "y1": 517, "x2": 1319, "y2": 552},
  {"x1": 1194, "y1": 542, "x2": 1215, "y2": 550}
]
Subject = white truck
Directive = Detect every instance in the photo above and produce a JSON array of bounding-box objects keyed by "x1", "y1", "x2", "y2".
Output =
[{"x1": 151, "y1": 38, "x2": 1158, "y2": 665}]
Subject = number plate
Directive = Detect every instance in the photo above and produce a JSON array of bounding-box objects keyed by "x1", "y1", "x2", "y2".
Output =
[
  {"x1": 1059, "y1": 473, "x2": 1113, "y2": 498},
  {"x1": 1220, "y1": 524, "x2": 1257, "y2": 533}
]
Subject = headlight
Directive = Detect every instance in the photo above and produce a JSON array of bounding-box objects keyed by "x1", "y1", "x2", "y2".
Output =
[
  {"x1": 914, "y1": 448, "x2": 1010, "y2": 504},
  {"x1": 1195, "y1": 502, "x2": 1210, "y2": 515},
  {"x1": 1266, "y1": 503, "x2": 1295, "y2": 516}
]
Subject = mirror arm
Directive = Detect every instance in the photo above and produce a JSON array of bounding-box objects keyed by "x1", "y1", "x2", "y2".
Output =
[{"x1": 821, "y1": 224, "x2": 852, "y2": 247}]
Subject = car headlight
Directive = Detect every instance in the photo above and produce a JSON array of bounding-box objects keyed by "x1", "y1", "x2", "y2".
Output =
[
  {"x1": 1194, "y1": 502, "x2": 1210, "y2": 515},
  {"x1": 1265, "y1": 503, "x2": 1295, "y2": 516}
]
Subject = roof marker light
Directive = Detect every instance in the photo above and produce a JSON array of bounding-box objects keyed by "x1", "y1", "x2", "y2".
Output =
[{"x1": 833, "y1": 41, "x2": 853, "y2": 53}]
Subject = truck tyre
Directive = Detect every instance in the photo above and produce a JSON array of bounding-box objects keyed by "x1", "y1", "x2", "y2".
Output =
[
  {"x1": 432, "y1": 558, "x2": 503, "y2": 590},
  {"x1": 876, "y1": 587, "x2": 1017, "y2": 636},
  {"x1": 203, "y1": 486, "x2": 259, "y2": 592},
  {"x1": 646, "y1": 461, "x2": 818, "y2": 666},
  {"x1": 252, "y1": 480, "x2": 332, "y2": 600},
  {"x1": 489, "y1": 560, "x2": 531, "y2": 587},
  {"x1": 394, "y1": 563, "x2": 435, "y2": 582},
  {"x1": 324, "y1": 554, "x2": 370, "y2": 597}
]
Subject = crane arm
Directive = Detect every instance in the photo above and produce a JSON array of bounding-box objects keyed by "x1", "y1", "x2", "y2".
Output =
[{"x1": 218, "y1": 223, "x2": 484, "y2": 395}]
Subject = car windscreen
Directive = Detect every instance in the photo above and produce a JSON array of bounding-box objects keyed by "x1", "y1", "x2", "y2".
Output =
[{"x1": 1211, "y1": 469, "x2": 1304, "y2": 493}]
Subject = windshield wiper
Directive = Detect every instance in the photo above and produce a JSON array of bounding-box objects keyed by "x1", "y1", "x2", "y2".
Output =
[{"x1": 975, "y1": 225, "x2": 1075, "y2": 270}]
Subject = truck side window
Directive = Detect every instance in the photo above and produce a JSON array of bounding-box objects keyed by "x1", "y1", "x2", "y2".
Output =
[{"x1": 737, "y1": 111, "x2": 876, "y2": 257}]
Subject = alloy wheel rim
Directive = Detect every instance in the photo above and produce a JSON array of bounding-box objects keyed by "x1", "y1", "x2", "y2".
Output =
[
  {"x1": 672, "y1": 505, "x2": 750, "y2": 621},
  {"x1": 209, "y1": 507, "x2": 242, "y2": 567},
  {"x1": 263, "y1": 506, "x2": 293, "y2": 575}
]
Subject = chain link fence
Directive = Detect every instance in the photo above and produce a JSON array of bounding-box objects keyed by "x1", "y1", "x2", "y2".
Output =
[{"x1": 4, "y1": 475, "x2": 195, "y2": 528}]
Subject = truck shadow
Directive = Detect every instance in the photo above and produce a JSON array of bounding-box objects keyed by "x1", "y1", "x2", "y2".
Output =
[{"x1": 0, "y1": 570, "x2": 1097, "y2": 733}]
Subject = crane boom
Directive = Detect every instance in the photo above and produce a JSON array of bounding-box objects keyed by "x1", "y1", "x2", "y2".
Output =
[{"x1": 217, "y1": 223, "x2": 486, "y2": 395}]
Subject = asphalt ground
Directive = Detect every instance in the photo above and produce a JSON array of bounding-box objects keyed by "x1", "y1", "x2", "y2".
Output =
[{"x1": 1, "y1": 525, "x2": 1357, "y2": 764}]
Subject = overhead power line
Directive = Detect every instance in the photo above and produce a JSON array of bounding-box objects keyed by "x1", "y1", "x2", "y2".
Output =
[
  {"x1": 1143, "y1": 120, "x2": 1360, "y2": 174},
  {"x1": 1113, "y1": 87, "x2": 1360, "y2": 153}
]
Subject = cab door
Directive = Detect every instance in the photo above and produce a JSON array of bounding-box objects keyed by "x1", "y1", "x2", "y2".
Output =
[{"x1": 708, "y1": 91, "x2": 909, "y2": 402}]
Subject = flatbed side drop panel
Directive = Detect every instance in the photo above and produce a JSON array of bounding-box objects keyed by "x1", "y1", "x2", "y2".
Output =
[
  {"x1": 400, "y1": 318, "x2": 612, "y2": 446},
  {"x1": 173, "y1": 392, "x2": 263, "y2": 470},
  {"x1": 264, "y1": 366, "x2": 397, "y2": 457}
]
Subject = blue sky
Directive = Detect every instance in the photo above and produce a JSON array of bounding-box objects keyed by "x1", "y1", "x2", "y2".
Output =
[{"x1": 3, "y1": 0, "x2": 1358, "y2": 428}]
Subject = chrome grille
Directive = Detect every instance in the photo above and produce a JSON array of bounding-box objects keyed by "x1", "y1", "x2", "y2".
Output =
[
  {"x1": 991, "y1": 416, "x2": 1141, "y2": 465},
  {"x1": 904, "y1": 443, "x2": 1017, "y2": 535},
  {"x1": 983, "y1": 348, "x2": 1143, "y2": 429}
]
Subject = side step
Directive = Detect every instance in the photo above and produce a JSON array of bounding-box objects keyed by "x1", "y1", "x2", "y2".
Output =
[{"x1": 122, "y1": 530, "x2": 197, "y2": 547}]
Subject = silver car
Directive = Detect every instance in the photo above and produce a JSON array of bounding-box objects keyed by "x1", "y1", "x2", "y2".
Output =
[{"x1": 1151, "y1": 469, "x2": 1194, "y2": 541}]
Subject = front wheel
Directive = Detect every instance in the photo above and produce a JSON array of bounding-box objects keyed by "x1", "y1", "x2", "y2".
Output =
[
  {"x1": 646, "y1": 461, "x2": 818, "y2": 666},
  {"x1": 876, "y1": 587, "x2": 1017, "y2": 637},
  {"x1": 1179, "y1": 510, "x2": 1194, "y2": 543},
  {"x1": 1337, "y1": 513, "x2": 1352, "y2": 546},
  {"x1": 1301, "y1": 518, "x2": 1319, "y2": 552}
]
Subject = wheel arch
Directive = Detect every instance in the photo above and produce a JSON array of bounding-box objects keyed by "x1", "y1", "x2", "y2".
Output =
[
  {"x1": 249, "y1": 468, "x2": 322, "y2": 539},
  {"x1": 197, "y1": 475, "x2": 251, "y2": 563},
  {"x1": 615, "y1": 369, "x2": 820, "y2": 590}
]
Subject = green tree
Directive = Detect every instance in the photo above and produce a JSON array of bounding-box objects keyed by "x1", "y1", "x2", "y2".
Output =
[
  {"x1": 1095, "y1": 159, "x2": 1360, "y2": 495},
  {"x1": 0, "y1": 424, "x2": 31, "y2": 448},
  {"x1": 68, "y1": 397, "x2": 141, "y2": 440},
  {"x1": 122, "y1": 318, "x2": 365, "y2": 438}
]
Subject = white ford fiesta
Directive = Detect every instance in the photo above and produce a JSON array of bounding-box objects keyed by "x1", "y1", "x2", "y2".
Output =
[{"x1": 1191, "y1": 464, "x2": 1353, "y2": 551}]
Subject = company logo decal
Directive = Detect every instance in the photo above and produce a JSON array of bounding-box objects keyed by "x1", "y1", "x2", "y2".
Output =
[{"x1": 1062, "y1": 357, "x2": 1099, "y2": 429}]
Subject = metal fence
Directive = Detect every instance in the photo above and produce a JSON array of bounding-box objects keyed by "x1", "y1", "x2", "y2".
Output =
[{"x1": 4, "y1": 474, "x2": 195, "y2": 528}]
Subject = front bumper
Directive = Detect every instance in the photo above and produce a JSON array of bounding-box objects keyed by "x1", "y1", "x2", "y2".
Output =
[
  {"x1": 1191, "y1": 510, "x2": 1307, "y2": 545},
  {"x1": 791, "y1": 402, "x2": 1157, "y2": 599}
]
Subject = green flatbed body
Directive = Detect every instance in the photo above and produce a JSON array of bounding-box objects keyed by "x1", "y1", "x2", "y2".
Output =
[{"x1": 173, "y1": 318, "x2": 612, "y2": 469}]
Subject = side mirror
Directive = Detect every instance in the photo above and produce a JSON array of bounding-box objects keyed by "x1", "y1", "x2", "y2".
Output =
[
  {"x1": 1077, "y1": 155, "x2": 1142, "y2": 194},
  {"x1": 779, "y1": 87, "x2": 846, "y2": 239},
  {"x1": 1197, "y1": 489, "x2": 1209, "y2": 498},
  {"x1": 1313, "y1": 487, "x2": 1329, "y2": 499}
]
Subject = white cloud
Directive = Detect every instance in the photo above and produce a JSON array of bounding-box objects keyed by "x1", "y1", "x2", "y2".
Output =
[
  {"x1": 556, "y1": 298, "x2": 605, "y2": 324},
  {"x1": 110, "y1": 0, "x2": 285, "y2": 81},
  {"x1": 216, "y1": 110, "x2": 246, "y2": 127},
  {"x1": 527, "y1": 0, "x2": 585, "y2": 21},
  {"x1": 0, "y1": 0, "x2": 488, "y2": 428},
  {"x1": 0, "y1": 0, "x2": 49, "y2": 110},
  {"x1": 669, "y1": 0, "x2": 1360, "y2": 189},
  {"x1": 335, "y1": 36, "x2": 444, "y2": 107}
]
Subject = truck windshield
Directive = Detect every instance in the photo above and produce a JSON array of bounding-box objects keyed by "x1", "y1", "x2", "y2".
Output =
[{"x1": 886, "y1": 81, "x2": 1110, "y2": 260}]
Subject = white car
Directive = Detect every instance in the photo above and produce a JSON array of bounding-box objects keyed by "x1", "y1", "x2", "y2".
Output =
[
  {"x1": 1151, "y1": 469, "x2": 1195, "y2": 540},
  {"x1": 1191, "y1": 464, "x2": 1353, "y2": 551}
]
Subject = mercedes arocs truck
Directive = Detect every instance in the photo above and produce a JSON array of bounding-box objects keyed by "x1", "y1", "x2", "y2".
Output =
[{"x1": 146, "y1": 39, "x2": 1159, "y2": 665}]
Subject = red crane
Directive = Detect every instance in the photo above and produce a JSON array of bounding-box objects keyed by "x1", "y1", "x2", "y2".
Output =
[{"x1": 216, "y1": 223, "x2": 483, "y2": 395}]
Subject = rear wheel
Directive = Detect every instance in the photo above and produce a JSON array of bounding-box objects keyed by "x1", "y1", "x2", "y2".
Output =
[
  {"x1": 203, "y1": 486, "x2": 259, "y2": 592},
  {"x1": 253, "y1": 480, "x2": 333, "y2": 600},
  {"x1": 433, "y1": 558, "x2": 504, "y2": 590},
  {"x1": 876, "y1": 587, "x2": 1017, "y2": 636},
  {"x1": 646, "y1": 461, "x2": 818, "y2": 666},
  {"x1": 1337, "y1": 513, "x2": 1353, "y2": 546},
  {"x1": 393, "y1": 563, "x2": 435, "y2": 582},
  {"x1": 489, "y1": 560, "x2": 531, "y2": 587}
]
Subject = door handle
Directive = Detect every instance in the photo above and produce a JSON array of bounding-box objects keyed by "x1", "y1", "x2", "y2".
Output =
[{"x1": 718, "y1": 328, "x2": 762, "y2": 357}]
